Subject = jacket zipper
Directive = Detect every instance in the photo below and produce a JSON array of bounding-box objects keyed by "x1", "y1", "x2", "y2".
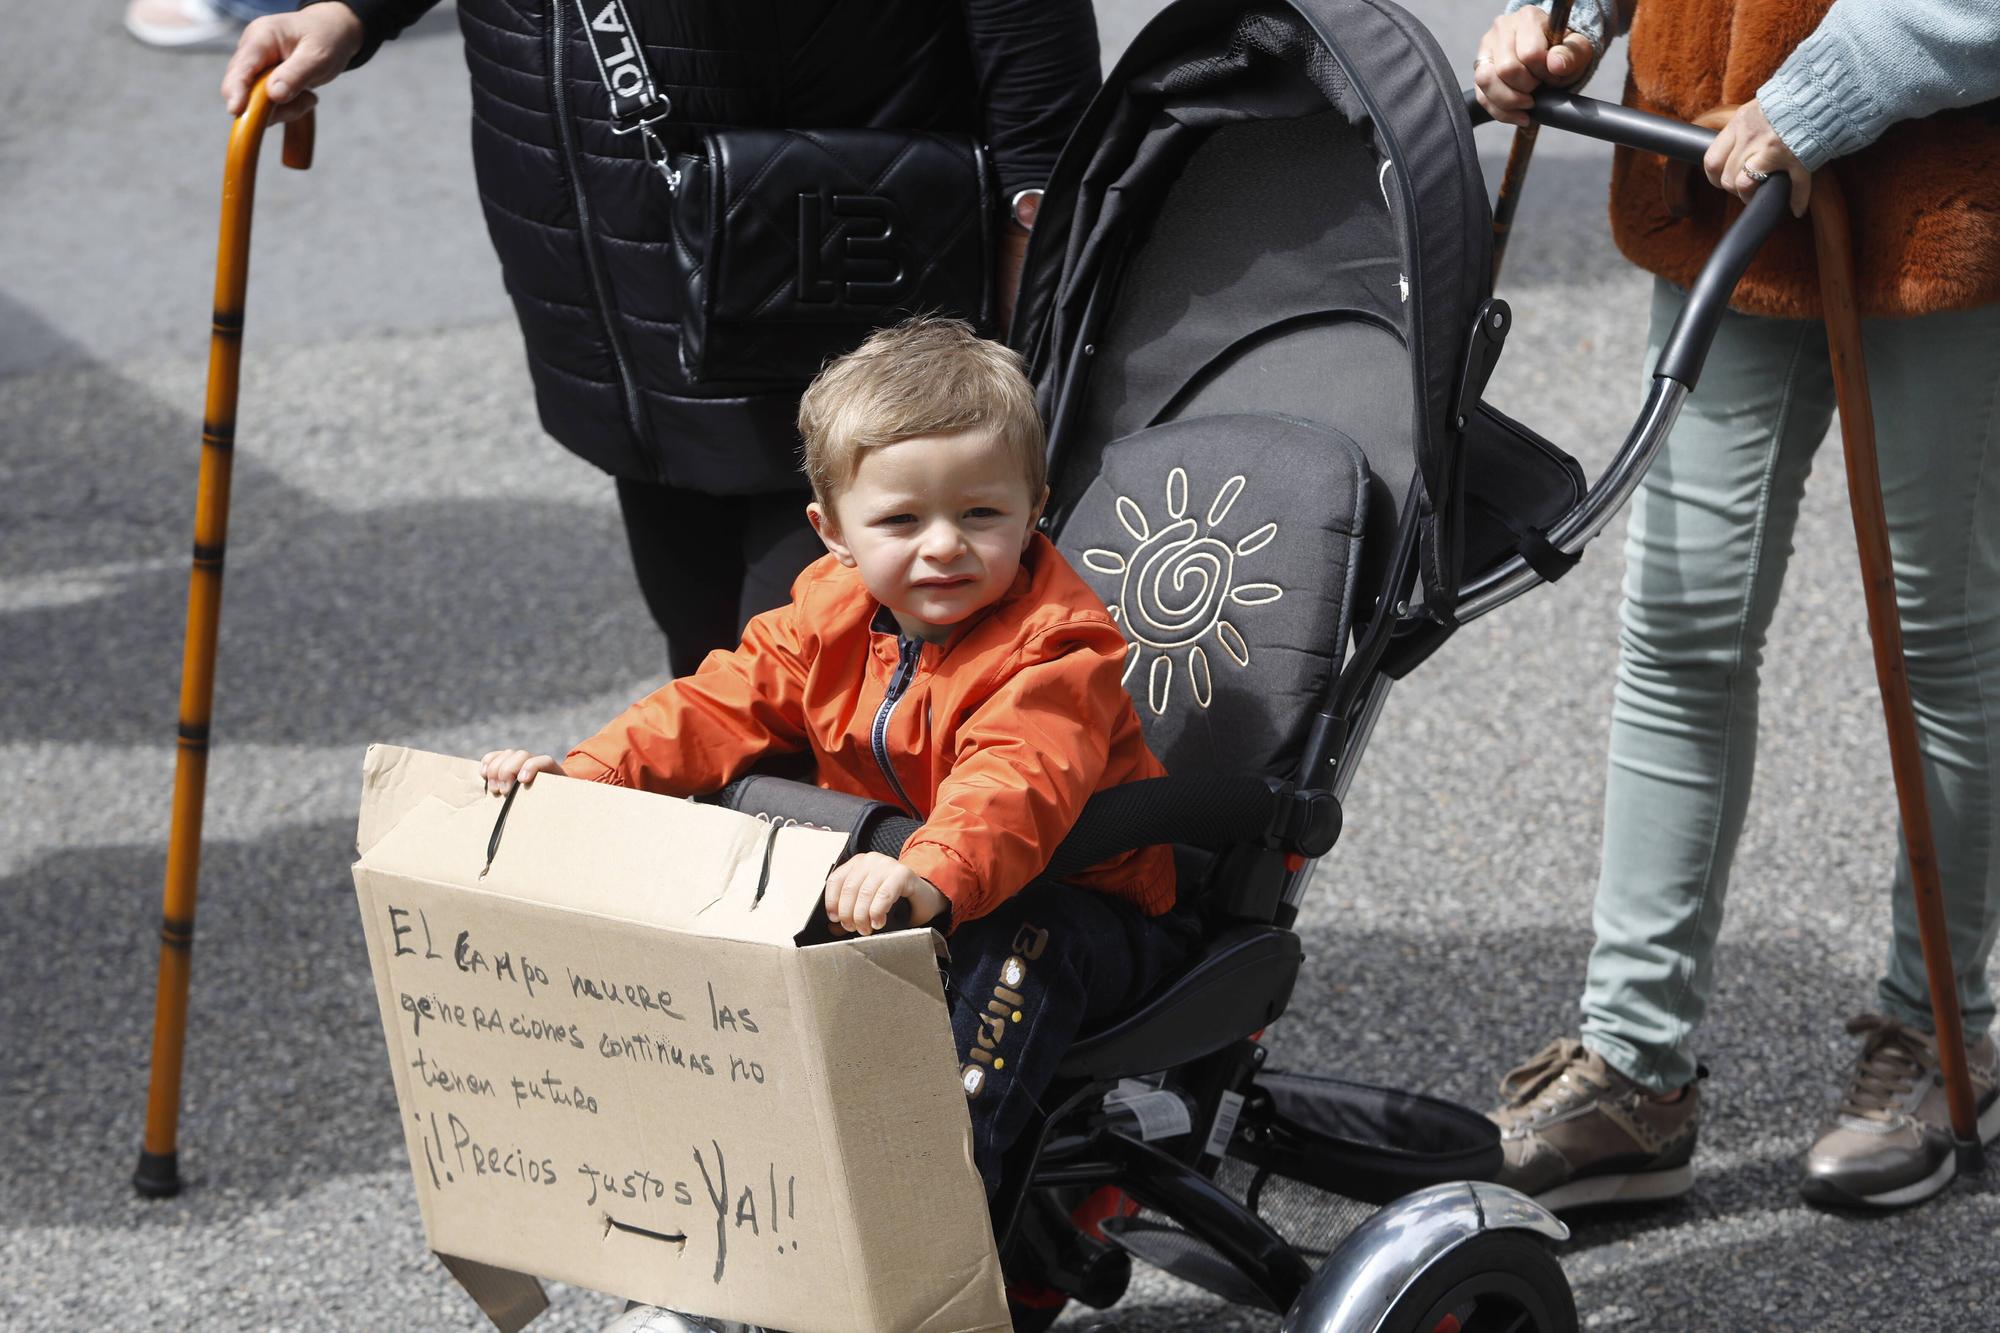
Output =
[
  {"x1": 549, "y1": 1, "x2": 651, "y2": 444},
  {"x1": 870, "y1": 634, "x2": 923, "y2": 814}
]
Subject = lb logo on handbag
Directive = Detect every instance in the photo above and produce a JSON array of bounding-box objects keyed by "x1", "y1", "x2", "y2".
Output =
[
  {"x1": 797, "y1": 193, "x2": 910, "y2": 307},
  {"x1": 672, "y1": 128, "x2": 995, "y2": 385}
]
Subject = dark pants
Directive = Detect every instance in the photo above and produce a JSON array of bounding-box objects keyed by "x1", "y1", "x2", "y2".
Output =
[
  {"x1": 615, "y1": 478, "x2": 825, "y2": 675},
  {"x1": 946, "y1": 882, "x2": 1196, "y2": 1200}
]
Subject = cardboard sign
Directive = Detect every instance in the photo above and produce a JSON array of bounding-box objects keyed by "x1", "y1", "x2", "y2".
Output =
[{"x1": 352, "y1": 746, "x2": 1008, "y2": 1333}]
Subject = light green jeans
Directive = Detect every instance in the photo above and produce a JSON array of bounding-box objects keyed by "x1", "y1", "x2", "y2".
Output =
[{"x1": 1581, "y1": 280, "x2": 2000, "y2": 1092}]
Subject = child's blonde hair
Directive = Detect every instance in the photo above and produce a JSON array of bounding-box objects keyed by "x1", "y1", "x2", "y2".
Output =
[{"x1": 798, "y1": 316, "x2": 1046, "y2": 506}]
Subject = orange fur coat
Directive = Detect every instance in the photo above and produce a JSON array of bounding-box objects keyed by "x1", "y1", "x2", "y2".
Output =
[{"x1": 1611, "y1": 0, "x2": 2000, "y2": 319}]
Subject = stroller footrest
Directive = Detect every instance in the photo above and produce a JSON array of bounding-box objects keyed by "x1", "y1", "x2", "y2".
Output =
[
  {"x1": 1097, "y1": 1217, "x2": 1279, "y2": 1312},
  {"x1": 1232, "y1": 1070, "x2": 1501, "y2": 1206}
]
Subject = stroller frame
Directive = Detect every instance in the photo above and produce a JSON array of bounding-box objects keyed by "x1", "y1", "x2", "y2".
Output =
[{"x1": 712, "y1": 4, "x2": 1799, "y2": 1327}]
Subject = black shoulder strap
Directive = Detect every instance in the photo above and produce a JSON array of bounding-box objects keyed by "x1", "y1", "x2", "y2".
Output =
[
  {"x1": 573, "y1": 0, "x2": 671, "y2": 133},
  {"x1": 570, "y1": 0, "x2": 681, "y2": 187}
]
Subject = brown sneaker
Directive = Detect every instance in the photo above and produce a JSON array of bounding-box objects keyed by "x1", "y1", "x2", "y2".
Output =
[
  {"x1": 1488, "y1": 1038, "x2": 1699, "y2": 1211},
  {"x1": 1799, "y1": 1014, "x2": 2000, "y2": 1210}
]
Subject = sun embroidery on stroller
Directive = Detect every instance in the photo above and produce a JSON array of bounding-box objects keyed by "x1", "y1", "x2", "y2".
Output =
[
  {"x1": 1083, "y1": 466, "x2": 1285, "y2": 717},
  {"x1": 700, "y1": 0, "x2": 1800, "y2": 1327}
]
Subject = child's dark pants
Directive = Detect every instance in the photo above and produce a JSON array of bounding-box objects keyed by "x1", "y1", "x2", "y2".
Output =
[{"x1": 944, "y1": 880, "x2": 1197, "y2": 1200}]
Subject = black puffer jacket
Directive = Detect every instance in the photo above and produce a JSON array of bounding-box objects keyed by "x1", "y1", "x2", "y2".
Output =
[{"x1": 335, "y1": 0, "x2": 1099, "y2": 491}]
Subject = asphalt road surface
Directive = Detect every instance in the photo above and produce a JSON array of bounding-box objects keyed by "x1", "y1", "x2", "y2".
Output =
[{"x1": 4, "y1": 4, "x2": 1995, "y2": 1331}]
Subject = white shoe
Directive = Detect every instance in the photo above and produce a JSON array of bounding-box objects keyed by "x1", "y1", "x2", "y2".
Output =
[{"x1": 124, "y1": 0, "x2": 238, "y2": 50}]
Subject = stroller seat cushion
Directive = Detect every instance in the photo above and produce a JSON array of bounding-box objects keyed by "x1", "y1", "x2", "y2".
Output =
[{"x1": 1055, "y1": 412, "x2": 1369, "y2": 779}]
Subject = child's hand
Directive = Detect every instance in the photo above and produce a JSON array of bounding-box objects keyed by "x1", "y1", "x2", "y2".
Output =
[
  {"x1": 479, "y1": 749, "x2": 562, "y2": 796},
  {"x1": 823, "y1": 853, "x2": 949, "y2": 935}
]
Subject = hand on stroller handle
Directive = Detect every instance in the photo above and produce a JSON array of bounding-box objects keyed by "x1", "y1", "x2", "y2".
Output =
[
  {"x1": 1465, "y1": 86, "x2": 1793, "y2": 387},
  {"x1": 1466, "y1": 87, "x2": 1794, "y2": 387},
  {"x1": 1452, "y1": 87, "x2": 1794, "y2": 625}
]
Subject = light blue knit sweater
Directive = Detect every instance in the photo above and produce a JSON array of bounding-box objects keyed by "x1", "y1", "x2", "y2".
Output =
[{"x1": 1503, "y1": 0, "x2": 2000, "y2": 170}]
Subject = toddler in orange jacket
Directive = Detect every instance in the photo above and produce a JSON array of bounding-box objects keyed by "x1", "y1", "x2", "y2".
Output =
[
  {"x1": 481, "y1": 318, "x2": 1192, "y2": 1203},
  {"x1": 481, "y1": 316, "x2": 1174, "y2": 933}
]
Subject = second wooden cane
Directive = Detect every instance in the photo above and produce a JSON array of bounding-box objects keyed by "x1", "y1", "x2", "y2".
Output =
[{"x1": 1810, "y1": 170, "x2": 1984, "y2": 1169}]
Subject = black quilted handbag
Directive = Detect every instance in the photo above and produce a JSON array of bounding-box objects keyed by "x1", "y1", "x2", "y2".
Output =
[
  {"x1": 573, "y1": 0, "x2": 996, "y2": 388},
  {"x1": 667, "y1": 128, "x2": 996, "y2": 386}
]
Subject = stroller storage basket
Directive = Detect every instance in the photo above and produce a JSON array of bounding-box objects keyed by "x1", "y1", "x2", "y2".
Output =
[{"x1": 1233, "y1": 1070, "x2": 1502, "y2": 1206}]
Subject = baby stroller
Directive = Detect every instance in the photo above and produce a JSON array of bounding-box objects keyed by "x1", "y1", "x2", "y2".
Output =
[{"x1": 702, "y1": 0, "x2": 1798, "y2": 1328}]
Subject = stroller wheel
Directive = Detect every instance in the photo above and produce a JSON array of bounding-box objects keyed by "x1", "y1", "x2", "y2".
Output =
[{"x1": 1377, "y1": 1233, "x2": 1575, "y2": 1333}]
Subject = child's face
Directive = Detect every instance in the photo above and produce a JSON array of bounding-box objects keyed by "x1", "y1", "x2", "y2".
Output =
[{"x1": 809, "y1": 429, "x2": 1047, "y2": 643}]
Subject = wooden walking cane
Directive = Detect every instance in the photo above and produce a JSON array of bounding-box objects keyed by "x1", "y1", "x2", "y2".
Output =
[
  {"x1": 135, "y1": 75, "x2": 315, "y2": 1199},
  {"x1": 1490, "y1": 0, "x2": 1574, "y2": 283},
  {"x1": 1810, "y1": 171, "x2": 1985, "y2": 1172}
]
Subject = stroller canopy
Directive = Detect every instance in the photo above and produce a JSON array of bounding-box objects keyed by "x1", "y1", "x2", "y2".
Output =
[{"x1": 1018, "y1": 0, "x2": 1491, "y2": 615}]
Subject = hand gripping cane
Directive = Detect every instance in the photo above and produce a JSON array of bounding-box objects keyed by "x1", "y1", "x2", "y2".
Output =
[
  {"x1": 1490, "y1": 0, "x2": 1574, "y2": 283},
  {"x1": 1811, "y1": 172, "x2": 1985, "y2": 1174},
  {"x1": 136, "y1": 76, "x2": 315, "y2": 1199}
]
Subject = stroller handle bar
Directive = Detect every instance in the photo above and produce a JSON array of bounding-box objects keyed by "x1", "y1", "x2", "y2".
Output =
[
  {"x1": 1484, "y1": 88, "x2": 1717, "y2": 162},
  {"x1": 1454, "y1": 88, "x2": 1794, "y2": 623}
]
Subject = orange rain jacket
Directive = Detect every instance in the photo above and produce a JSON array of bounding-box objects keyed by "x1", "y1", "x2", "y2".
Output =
[{"x1": 564, "y1": 534, "x2": 1176, "y2": 926}]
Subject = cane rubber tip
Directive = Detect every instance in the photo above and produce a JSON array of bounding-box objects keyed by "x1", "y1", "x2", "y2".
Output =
[
  {"x1": 134, "y1": 1150, "x2": 182, "y2": 1199},
  {"x1": 1955, "y1": 1139, "x2": 1987, "y2": 1175}
]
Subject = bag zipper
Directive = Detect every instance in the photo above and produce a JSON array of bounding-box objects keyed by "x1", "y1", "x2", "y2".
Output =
[
  {"x1": 549, "y1": 1, "x2": 651, "y2": 445},
  {"x1": 870, "y1": 634, "x2": 924, "y2": 814}
]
